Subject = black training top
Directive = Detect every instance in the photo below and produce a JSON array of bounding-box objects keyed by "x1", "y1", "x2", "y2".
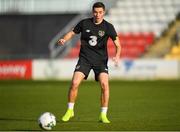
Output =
[{"x1": 73, "y1": 18, "x2": 117, "y2": 66}]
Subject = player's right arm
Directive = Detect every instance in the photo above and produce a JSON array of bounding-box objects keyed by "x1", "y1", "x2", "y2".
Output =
[
  {"x1": 58, "y1": 19, "x2": 82, "y2": 45},
  {"x1": 58, "y1": 31, "x2": 75, "y2": 45}
]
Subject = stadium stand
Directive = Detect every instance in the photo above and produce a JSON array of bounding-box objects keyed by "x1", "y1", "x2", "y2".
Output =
[
  {"x1": 144, "y1": 19, "x2": 180, "y2": 59},
  {"x1": 0, "y1": 0, "x2": 111, "y2": 59},
  {"x1": 65, "y1": 0, "x2": 180, "y2": 59},
  {"x1": 0, "y1": 0, "x2": 180, "y2": 59},
  {"x1": 164, "y1": 20, "x2": 180, "y2": 59},
  {"x1": 165, "y1": 45, "x2": 180, "y2": 59}
]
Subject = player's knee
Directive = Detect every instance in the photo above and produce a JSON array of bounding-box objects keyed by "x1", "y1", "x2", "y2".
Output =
[
  {"x1": 71, "y1": 80, "x2": 80, "y2": 90},
  {"x1": 100, "y1": 81, "x2": 109, "y2": 91}
]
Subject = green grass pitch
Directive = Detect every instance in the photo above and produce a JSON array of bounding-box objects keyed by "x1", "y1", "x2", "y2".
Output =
[{"x1": 0, "y1": 80, "x2": 180, "y2": 131}]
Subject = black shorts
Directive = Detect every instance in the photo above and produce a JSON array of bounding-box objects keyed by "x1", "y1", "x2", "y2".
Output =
[{"x1": 74, "y1": 59, "x2": 108, "y2": 81}]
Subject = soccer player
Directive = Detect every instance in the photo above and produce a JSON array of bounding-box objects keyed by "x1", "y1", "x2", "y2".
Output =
[{"x1": 58, "y1": 2, "x2": 121, "y2": 123}]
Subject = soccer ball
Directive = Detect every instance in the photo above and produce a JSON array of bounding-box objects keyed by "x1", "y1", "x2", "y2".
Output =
[{"x1": 38, "y1": 112, "x2": 56, "y2": 130}]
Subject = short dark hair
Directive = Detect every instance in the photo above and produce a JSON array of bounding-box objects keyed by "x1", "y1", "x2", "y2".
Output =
[{"x1": 92, "y1": 2, "x2": 105, "y2": 11}]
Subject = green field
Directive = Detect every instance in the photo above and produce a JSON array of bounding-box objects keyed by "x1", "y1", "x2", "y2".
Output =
[{"x1": 0, "y1": 80, "x2": 180, "y2": 131}]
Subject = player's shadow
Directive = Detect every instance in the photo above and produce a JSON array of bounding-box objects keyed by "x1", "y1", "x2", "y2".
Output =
[
  {"x1": 0, "y1": 117, "x2": 36, "y2": 122},
  {"x1": 0, "y1": 117, "x2": 98, "y2": 123},
  {"x1": 58, "y1": 119, "x2": 98, "y2": 123},
  {"x1": 0, "y1": 117, "x2": 40, "y2": 131}
]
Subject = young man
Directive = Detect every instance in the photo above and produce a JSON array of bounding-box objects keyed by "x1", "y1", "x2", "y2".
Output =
[{"x1": 58, "y1": 2, "x2": 121, "y2": 123}]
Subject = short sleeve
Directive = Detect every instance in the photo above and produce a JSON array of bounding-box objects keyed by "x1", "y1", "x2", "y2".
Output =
[
  {"x1": 108, "y1": 24, "x2": 117, "y2": 41},
  {"x1": 73, "y1": 20, "x2": 83, "y2": 34}
]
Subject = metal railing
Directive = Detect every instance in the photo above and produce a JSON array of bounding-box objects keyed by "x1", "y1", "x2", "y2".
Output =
[{"x1": 48, "y1": 14, "x2": 89, "y2": 58}]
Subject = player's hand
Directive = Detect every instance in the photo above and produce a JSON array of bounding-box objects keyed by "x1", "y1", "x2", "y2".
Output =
[
  {"x1": 112, "y1": 56, "x2": 119, "y2": 67},
  {"x1": 58, "y1": 39, "x2": 66, "y2": 45}
]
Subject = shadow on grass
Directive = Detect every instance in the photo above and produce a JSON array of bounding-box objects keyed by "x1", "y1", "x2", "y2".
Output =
[
  {"x1": 0, "y1": 117, "x2": 41, "y2": 131},
  {"x1": 0, "y1": 117, "x2": 105, "y2": 131},
  {"x1": 0, "y1": 117, "x2": 36, "y2": 122},
  {"x1": 0, "y1": 117, "x2": 98, "y2": 123}
]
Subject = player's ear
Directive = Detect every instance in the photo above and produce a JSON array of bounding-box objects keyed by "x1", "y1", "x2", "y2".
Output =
[{"x1": 104, "y1": 10, "x2": 106, "y2": 15}]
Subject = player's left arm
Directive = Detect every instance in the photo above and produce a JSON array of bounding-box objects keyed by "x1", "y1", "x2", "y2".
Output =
[
  {"x1": 108, "y1": 23, "x2": 121, "y2": 66},
  {"x1": 112, "y1": 36, "x2": 121, "y2": 67}
]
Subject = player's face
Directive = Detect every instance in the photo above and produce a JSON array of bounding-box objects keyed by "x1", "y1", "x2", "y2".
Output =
[{"x1": 93, "y1": 7, "x2": 105, "y2": 23}]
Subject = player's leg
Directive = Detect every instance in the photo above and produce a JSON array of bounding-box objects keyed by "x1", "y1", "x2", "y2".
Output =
[
  {"x1": 99, "y1": 72, "x2": 109, "y2": 107},
  {"x1": 62, "y1": 71, "x2": 85, "y2": 122},
  {"x1": 98, "y1": 72, "x2": 110, "y2": 123},
  {"x1": 68, "y1": 71, "x2": 85, "y2": 103}
]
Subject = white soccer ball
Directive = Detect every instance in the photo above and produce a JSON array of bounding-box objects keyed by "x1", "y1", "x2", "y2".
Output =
[{"x1": 38, "y1": 112, "x2": 56, "y2": 130}]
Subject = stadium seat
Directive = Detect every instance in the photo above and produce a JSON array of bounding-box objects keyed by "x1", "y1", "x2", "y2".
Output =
[
  {"x1": 165, "y1": 44, "x2": 180, "y2": 60},
  {"x1": 66, "y1": 0, "x2": 179, "y2": 59},
  {"x1": 106, "y1": 0, "x2": 180, "y2": 37}
]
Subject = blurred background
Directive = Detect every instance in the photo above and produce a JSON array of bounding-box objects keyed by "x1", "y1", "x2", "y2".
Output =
[
  {"x1": 0, "y1": 0, "x2": 180, "y2": 80},
  {"x1": 1, "y1": 1, "x2": 180, "y2": 131}
]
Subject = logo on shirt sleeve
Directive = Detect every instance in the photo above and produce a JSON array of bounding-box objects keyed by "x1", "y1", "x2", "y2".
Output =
[{"x1": 75, "y1": 65, "x2": 80, "y2": 70}]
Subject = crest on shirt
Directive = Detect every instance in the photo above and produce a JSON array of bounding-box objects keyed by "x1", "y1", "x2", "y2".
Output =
[
  {"x1": 98, "y1": 30, "x2": 105, "y2": 37},
  {"x1": 86, "y1": 29, "x2": 90, "y2": 32}
]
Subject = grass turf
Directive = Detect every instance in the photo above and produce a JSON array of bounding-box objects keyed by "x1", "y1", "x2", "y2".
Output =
[{"x1": 0, "y1": 80, "x2": 180, "y2": 131}]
